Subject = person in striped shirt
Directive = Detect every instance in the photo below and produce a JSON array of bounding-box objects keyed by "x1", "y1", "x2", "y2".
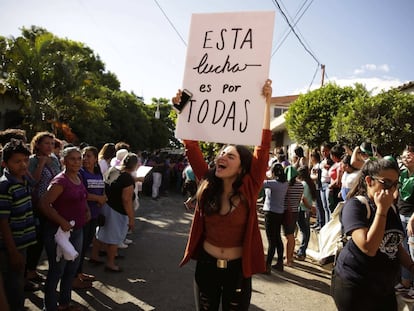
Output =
[
  {"x1": 0, "y1": 139, "x2": 36, "y2": 311},
  {"x1": 283, "y1": 166, "x2": 304, "y2": 267}
]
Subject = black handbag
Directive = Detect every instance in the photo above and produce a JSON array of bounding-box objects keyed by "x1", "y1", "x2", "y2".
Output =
[{"x1": 97, "y1": 214, "x2": 106, "y2": 226}]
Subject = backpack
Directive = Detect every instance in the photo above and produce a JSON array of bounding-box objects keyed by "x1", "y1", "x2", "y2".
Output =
[{"x1": 318, "y1": 196, "x2": 371, "y2": 266}]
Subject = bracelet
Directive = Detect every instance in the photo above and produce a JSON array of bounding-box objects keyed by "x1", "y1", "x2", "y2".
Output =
[{"x1": 376, "y1": 212, "x2": 387, "y2": 217}]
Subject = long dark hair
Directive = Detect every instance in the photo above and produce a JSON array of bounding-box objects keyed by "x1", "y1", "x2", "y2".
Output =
[
  {"x1": 271, "y1": 163, "x2": 287, "y2": 183},
  {"x1": 197, "y1": 144, "x2": 252, "y2": 215},
  {"x1": 347, "y1": 158, "x2": 400, "y2": 199},
  {"x1": 297, "y1": 166, "x2": 317, "y2": 200},
  {"x1": 82, "y1": 146, "x2": 101, "y2": 175}
]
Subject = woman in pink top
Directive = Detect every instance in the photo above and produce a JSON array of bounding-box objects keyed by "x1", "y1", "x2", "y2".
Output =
[
  {"x1": 328, "y1": 144, "x2": 345, "y2": 211},
  {"x1": 39, "y1": 147, "x2": 89, "y2": 311},
  {"x1": 175, "y1": 80, "x2": 272, "y2": 311}
]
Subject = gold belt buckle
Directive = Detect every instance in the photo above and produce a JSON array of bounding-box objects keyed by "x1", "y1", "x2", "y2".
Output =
[{"x1": 217, "y1": 259, "x2": 228, "y2": 269}]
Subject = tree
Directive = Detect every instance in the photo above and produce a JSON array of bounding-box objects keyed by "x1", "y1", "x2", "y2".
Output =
[
  {"x1": 1, "y1": 26, "x2": 115, "y2": 139},
  {"x1": 331, "y1": 89, "x2": 414, "y2": 156},
  {"x1": 285, "y1": 83, "x2": 370, "y2": 148},
  {"x1": 0, "y1": 26, "x2": 189, "y2": 151},
  {"x1": 104, "y1": 91, "x2": 152, "y2": 150}
]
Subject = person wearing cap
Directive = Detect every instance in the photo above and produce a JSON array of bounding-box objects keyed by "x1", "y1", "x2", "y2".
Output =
[
  {"x1": 282, "y1": 165, "x2": 304, "y2": 267},
  {"x1": 109, "y1": 148, "x2": 129, "y2": 170},
  {"x1": 351, "y1": 141, "x2": 376, "y2": 170},
  {"x1": 395, "y1": 145, "x2": 414, "y2": 300}
]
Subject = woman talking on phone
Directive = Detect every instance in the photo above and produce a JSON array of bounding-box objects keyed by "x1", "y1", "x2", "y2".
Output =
[
  {"x1": 176, "y1": 79, "x2": 272, "y2": 310},
  {"x1": 331, "y1": 158, "x2": 414, "y2": 311}
]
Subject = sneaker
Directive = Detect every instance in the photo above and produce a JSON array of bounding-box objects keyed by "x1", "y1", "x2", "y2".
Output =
[
  {"x1": 395, "y1": 283, "x2": 410, "y2": 295},
  {"x1": 401, "y1": 288, "x2": 414, "y2": 302},
  {"x1": 124, "y1": 238, "x2": 133, "y2": 245},
  {"x1": 72, "y1": 277, "x2": 92, "y2": 289},
  {"x1": 271, "y1": 262, "x2": 284, "y2": 272},
  {"x1": 118, "y1": 242, "x2": 129, "y2": 249},
  {"x1": 262, "y1": 264, "x2": 271, "y2": 275},
  {"x1": 295, "y1": 254, "x2": 306, "y2": 261},
  {"x1": 24, "y1": 280, "x2": 41, "y2": 292}
]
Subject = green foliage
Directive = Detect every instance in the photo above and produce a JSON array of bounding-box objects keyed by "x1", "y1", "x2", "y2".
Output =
[
  {"x1": 285, "y1": 83, "x2": 369, "y2": 148},
  {"x1": 0, "y1": 26, "x2": 173, "y2": 151},
  {"x1": 104, "y1": 91, "x2": 152, "y2": 150},
  {"x1": 199, "y1": 142, "x2": 223, "y2": 163},
  {"x1": 331, "y1": 89, "x2": 414, "y2": 155}
]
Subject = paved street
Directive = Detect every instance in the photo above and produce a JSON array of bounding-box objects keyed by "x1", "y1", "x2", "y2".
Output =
[{"x1": 25, "y1": 192, "x2": 337, "y2": 311}]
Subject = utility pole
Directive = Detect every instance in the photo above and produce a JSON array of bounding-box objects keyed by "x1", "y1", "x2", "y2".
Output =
[{"x1": 321, "y1": 64, "x2": 325, "y2": 86}]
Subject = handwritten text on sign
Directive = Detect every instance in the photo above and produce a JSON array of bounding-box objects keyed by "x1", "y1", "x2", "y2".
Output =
[{"x1": 175, "y1": 11, "x2": 275, "y2": 145}]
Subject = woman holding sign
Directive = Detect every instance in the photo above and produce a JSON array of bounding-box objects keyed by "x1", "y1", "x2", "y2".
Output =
[{"x1": 177, "y1": 79, "x2": 272, "y2": 310}]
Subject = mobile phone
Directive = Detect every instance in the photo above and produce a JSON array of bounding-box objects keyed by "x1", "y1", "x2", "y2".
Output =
[{"x1": 173, "y1": 89, "x2": 192, "y2": 113}]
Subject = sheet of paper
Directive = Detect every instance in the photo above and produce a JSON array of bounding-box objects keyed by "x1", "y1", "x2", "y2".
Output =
[
  {"x1": 176, "y1": 11, "x2": 275, "y2": 145},
  {"x1": 136, "y1": 165, "x2": 153, "y2": 178}
]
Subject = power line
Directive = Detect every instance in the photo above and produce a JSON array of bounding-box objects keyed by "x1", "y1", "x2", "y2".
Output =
[
  {"x1": 271, "y1": 0, "x2": 314, "y2": 57},
  {"x1": 153, "y1": 0, "x2": 187, "y2": 47},
  {"x1": 280, "y1": 0, "x2": 320, "y2": 62},
  {"x1": 308, "y1": 63, "x2": 320, "y2": 91},
  {"x1": 271, "y1": 0, "x2": 320, "y2": 65}
]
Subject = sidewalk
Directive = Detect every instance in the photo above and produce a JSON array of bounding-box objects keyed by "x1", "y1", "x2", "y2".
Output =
[{"x1": 26, "y1": 193, "x2": 337, "y2": 310}]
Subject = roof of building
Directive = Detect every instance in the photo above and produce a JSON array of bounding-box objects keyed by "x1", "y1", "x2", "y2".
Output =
[
  {"x1": 397, "y1": 81, "x2": 414, "y2": 91},
  {"x1": 270, "y1": 94, "x2": 299, "y2": 108}
]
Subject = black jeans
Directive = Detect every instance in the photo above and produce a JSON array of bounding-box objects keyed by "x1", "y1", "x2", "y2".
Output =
[
  {"x1": 77, "y1": 218, "x2": 99, "y2": 274},
  {"x1": 331, "y1": 270, "x2": 397, "y2": 311},
  {"x1": 264, "y1": 211, "x2": 284, "y2": 265},
  {"x1": 25, "y1": 215, "x2": 46, "y2": 273},
  {"x1": 195, "y1": 249, "x2": 251, "y2": 311}
]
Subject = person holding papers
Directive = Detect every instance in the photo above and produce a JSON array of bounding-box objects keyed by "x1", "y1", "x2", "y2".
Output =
[
  {"x1": 177, "y1": 79, "x2": 272, "y2": 310},
  {"x1": 39, "y1": 147, "x2": 89, "y2": 311}
]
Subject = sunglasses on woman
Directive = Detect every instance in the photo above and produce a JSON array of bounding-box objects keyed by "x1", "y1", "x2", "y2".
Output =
[{"x1": 371, "y1": 176, "x2": 399, "y2": 190}]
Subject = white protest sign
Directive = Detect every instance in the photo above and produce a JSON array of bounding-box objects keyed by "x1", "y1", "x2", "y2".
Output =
[{"x1": 175, "y1": 11, "x2": 275, "y2": 146}]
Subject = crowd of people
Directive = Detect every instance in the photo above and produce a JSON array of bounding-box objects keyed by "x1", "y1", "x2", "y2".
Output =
[
  {"x1": 0, "y1": 128, "x2": 198, "y2": 310},
  {"x1": 1, "y1": 83, "x2": 414, "y2": 310},
  {"x1": 264, "y1": 140, "x2": 414, "y2": 310}
]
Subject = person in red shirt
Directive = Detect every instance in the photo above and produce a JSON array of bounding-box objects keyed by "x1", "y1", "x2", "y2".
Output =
[{"x1": 175, "y1": 80, "x2": 272, "y2": 310}]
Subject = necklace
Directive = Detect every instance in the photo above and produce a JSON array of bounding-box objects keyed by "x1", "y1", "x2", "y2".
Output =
[{"x1": 65, "y1": 173, "x2": 80, "y2": 184}]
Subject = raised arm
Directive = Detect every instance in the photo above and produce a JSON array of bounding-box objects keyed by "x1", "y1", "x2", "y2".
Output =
[
  {"x1": 262, "y1": 79, "x2": 272, "y2": 130},
  {"x1": 172, "y1": 90, "x2": 208, "y2": 180},
  {"x1": 249, "y1": 79, "x2": 273, "y2": 187}
]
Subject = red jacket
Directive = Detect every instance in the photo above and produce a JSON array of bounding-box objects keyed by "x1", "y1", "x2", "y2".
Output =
[{"x1": 179, "y1": 129, "x2": 271, "y2": 277}]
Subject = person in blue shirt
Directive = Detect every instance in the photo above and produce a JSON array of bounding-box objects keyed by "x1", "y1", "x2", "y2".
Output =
[{"x1": 262, "y1": 163, "x2": 288, "y2": 273}]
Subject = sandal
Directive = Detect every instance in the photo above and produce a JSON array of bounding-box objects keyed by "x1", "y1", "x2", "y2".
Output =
[
  {"x1": 58, "y1": 304, "x2": 83, "y2": 311},
  {"x1": 24, "y1": 280, "x2": 41, "y2": 292},
  {"x1": 72, "y1": 277, "x2": 92, "y2": 289},
  {"x1": 88, "y1": 258, "x2": 104, "y2": 265},
  {"x1": 104, "y1": 265, "x2": 123, "y2": 273},
  {"x1": 79, "y1": 273, "x2": 96, "y2": 282},
  {"x1": 27, "y1": 272, "x2": 46, "y2": 283}
]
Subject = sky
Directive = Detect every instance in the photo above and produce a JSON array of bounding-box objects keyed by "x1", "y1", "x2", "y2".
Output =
[{"x1": 1, "y1": 0, "x2": 413, "y2": 103}]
